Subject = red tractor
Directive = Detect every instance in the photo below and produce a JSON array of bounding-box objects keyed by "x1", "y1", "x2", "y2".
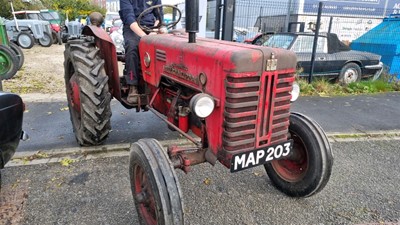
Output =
[{"x1": 63, "y1": 2, "x2": 333, "y2": 224}]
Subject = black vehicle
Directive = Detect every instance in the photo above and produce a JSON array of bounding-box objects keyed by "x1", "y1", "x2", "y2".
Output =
[
  {"x1": 0, "y1": 92, "x2": 26, "y2": 190},
  {"x1": 262, "y1": 32, "x2": 384, "y2": 84}
]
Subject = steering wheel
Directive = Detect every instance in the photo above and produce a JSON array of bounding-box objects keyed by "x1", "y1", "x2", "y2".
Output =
[{"x1": 137, "y1": 4, "x2": 182, "y2": 33}]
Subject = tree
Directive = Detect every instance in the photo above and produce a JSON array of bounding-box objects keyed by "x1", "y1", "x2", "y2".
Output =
[
  {"x1": 0, "y1": 0, "x2": 43, "y2": 19},
  {"x1": 0, "y1": 0, "x2": 106, "y2": 21}
]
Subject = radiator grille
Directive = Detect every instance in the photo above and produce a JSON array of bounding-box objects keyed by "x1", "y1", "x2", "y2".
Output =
[
  {"x1": 270, "y1": 73, "x2": 293, "y2": 144},
  {"x1": 223, "y1": 74, "x2": 260, "y2": 152},
  {"x1": 223, "y1": 72, "x2": 294, "y2": 152}
]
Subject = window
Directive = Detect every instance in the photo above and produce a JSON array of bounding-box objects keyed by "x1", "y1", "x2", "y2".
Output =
[
  {"x1": 263, "y1": 34, "x2": 294, "y2": 49},
  {"x1": 291, "y1": 36, "x2": 327, "y2": 53}
]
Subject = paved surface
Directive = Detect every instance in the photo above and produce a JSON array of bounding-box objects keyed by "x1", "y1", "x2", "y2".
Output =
[
  {"x1": 292, "y1": 92, "x2": 400, "y2": 134},
  {"x1": 16, "y1": 92, "x2": 400, "y2": 153},
  {"x1": 1, "y1": 140, "x2": 399, "y2": 224},
  {"x1": 1, "y1": 92, "x2": 400, "y2": 224}
]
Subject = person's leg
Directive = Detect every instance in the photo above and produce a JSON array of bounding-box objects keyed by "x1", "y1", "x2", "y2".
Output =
[{"x1": 123, "y1": 26, "x2": 141, "y2": 103}]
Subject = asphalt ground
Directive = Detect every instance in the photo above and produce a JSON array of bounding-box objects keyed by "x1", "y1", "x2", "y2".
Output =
[
  {"x1": 1, "y1": 92, "x2": 400, "y2": 224},
  {"x1": 15, "y1": 92, "x2": 400, "y2": 152},
  {"x1": 0, "y1": 139, "x2": 399, "y2": 225}
]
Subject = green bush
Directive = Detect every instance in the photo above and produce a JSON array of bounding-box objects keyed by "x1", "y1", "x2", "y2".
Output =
[{"x1": 297, "y1": 76, "x2": 399, "y2": 96}]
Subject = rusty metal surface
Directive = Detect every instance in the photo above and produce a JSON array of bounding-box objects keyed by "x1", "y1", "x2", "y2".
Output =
[
  {"x1": 139, "y1": 34, "x2": 297, "y2": 169},
  {"x1": 0, "y1": 180, "x2": 28, "y2": 224},
  {"x1": 82, "y1": 25, "x2": 121, "y2": 101}
]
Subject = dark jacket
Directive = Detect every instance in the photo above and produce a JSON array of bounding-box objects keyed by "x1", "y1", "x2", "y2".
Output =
[{"x1": 119, "y1": 0, "x2": 163, "y2": 27}]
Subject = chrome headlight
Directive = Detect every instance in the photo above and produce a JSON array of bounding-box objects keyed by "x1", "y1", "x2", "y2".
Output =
[
  {"x1": 190, "y1": 93, "x2": 215, "y2": 118},
  {"x1": 290, "y1": 82, "x2": 300, "y2": 102}
]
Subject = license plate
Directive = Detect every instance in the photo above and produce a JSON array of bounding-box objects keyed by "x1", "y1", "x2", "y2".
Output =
[{"x1": 230, "y1": 140, "x2": 293, "y2": 172}]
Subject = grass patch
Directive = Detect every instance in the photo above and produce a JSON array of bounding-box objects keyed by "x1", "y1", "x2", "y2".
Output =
[{"x1": 298, "y1": 74, "x2": 400, "y2": 96}]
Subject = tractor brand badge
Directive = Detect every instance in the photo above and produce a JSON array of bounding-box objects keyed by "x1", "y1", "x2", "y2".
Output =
[
  {"x1": 146, "y1": 1, "x2": 153, "y2": 5},
  {"x1": 163, "y1": 64, "x2": 199, "y2": 85}
]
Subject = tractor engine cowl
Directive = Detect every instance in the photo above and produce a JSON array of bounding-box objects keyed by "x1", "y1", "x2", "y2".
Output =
[{"x1": 139, "y1": 34, "x2": 297, "y2": 168}]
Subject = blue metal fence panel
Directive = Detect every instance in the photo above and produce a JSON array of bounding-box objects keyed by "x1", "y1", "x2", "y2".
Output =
[{"x1": 352, "y1": 16, "x2": 400, "y2": 78}]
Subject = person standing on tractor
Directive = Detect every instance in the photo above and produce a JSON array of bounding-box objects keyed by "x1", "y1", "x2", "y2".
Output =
[{"x1": 119, "y1": 0, "x2": 163, "y2": 104}]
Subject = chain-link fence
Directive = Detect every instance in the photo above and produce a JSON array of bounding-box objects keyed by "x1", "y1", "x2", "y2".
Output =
[
  {"x1": 208, "y1": 0, "x2": 388, "y2": 43},
  {"x1": 207, "y1": 0, "x2": 400, "y2": 79}
]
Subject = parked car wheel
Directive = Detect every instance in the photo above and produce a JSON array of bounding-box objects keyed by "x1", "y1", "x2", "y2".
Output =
[
  {"x1": 339, "y1": 63, "x2": 361, "y2": 85},
  {"x1": 39, "y1": 32, "x2": 53, "y2": 47},
  {"x1": 0, "y1": 45, "x2": 19, "y2": 80},
  {"x1": 9, "y1": 42, "x2": 24, "y2": 71},
  {"x1": 16, "y1": 32, "x2": 34, "y2": 49}
]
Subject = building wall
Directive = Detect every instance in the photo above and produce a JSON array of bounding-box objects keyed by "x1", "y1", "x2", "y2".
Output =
[
  {"x1": 106, "y1": 0, "x2": 120, "y2": 12},
  {"x1": 92, "y1": 0, "x2": 107, "y2": 9}
]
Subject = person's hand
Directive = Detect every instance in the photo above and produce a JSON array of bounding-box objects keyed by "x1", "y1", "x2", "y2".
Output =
[
  {"x1": 148, "y1": 32, "x2": 157, "y2": 35},
  {"x1": 158, "y1": 27, "x2": 168, "y2": 34}
]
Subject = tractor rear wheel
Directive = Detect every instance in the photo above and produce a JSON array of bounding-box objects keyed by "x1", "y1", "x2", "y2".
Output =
[
  {"x1": 16, "y1": 32, "x2": 34, "y2": 49},
  {"x1": 64, "y1": 38, "x2": 112, "y2": 146},
  {"x1": 264, "y1": 112, "x2": 333, "y2": 197},
  {"x1": 129, "y1": 139, "x2": 184, "y2": 225},
  {"x1": 9, "y1": 42, "x2": 24, "y2": 71},
  {"x1": 39, "y1": 32, "x2": 52, "y2": 47},
  {"x1": 0, "y1": 45, "x2": 19, "y2": 80}
]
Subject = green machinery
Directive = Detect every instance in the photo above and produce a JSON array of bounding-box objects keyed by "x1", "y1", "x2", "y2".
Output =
[{"x1": 0, "y1": 18, "x2": 24, "y2": 90}]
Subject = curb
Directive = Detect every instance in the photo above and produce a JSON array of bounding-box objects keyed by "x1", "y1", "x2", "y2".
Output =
[
  {"x1": 7, "y1": 139, "x2": 194, "y2": 168},
  {"x1": 6, "y1": 130, "x2": 400, "y2": 168}
]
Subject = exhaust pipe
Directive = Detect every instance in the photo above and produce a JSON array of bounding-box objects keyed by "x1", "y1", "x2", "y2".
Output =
[{"x1": 185, "y1": 0, "x2": 199, "y2": 43}]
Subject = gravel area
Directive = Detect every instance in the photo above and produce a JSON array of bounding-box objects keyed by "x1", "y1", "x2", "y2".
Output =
[{"x1": 2, "y1": 45, "x2": 66, "y2": 94}]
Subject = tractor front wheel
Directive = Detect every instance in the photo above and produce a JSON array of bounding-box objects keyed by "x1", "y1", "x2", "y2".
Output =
[
  {"x1": 64, "y1": 39, "x2": 112, "y2": 146},
  {"x1": 264, "y1": 112, "x2": 333, "y2": 197},
  {"x1": 16, "y1": 32, "x2": 34, "y2": 49},
  {"x1": 129, "y1": 139, "x2": 184, "y2": 225}
]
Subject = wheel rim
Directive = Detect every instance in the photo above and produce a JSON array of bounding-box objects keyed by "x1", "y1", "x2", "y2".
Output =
[
  {"x1": 343, "y1": 68, "x2": 358, "y2": 84},
  {"x1": 271, "y1": 133, "x2": 308, "y2": 182},
  {"x1": 134, "y1": 165, "x2": 157, "y2": 225},
  {"x1": 18, "y1": 34, "x2": 32, "y2": 48},
  {"x1": 67, "y1": 74, "x2": 82, "y2": 129},
  {"x1": 40, "y1": 35, "x2": 51, "y2": 46},
  {"x1": 0, "y1": 50, "x2": 12, "y2": 75}
]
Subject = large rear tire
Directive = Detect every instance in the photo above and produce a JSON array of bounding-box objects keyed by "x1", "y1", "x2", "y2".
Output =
[
  {"x1": 129, "y1": 139, "x2": 184, "y2": 225},
  {"x1": 264, "y1": 112, "x2": 333, "y2": 197},
  {"x1": 0, "y1": 45, "x2": 19, "y2": 80},
  {"x1": 64, "y1": 38, "x2": 112, "y2": 146},
  {"x1": 39, "y1": 32, "x2": 53, "y2": 47},
  {"x1": 9, "y1": 42, "x2": 24, "y2": 71}
]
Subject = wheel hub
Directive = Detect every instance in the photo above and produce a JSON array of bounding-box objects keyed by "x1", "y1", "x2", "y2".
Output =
[
  {"x1": 272, "y1": 135, "x2": 308, "y2": 182},
  {"x1": 0, "y1": 52, "x2": 11, "y2": 75},
  {"x1": 344, "y1": 69, "x2": 357, "y2": 83},
  {"x1": 19, "y1": 34, "x2": 31, "y2": 48},
  {"x1": 134, "y1": 165, "x2": 157, "y2": 225},
  {"x1": 69, "y1": 75, "x2": 81, "y2": 113}
]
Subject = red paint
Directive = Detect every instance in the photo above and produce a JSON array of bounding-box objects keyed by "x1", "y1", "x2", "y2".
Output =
[
  {"x1": 82, "y1": 25, "x2": 121, "y2": 100},
  {"x1": 139, "y1": 34, "x2": 296, "y2": 169}
]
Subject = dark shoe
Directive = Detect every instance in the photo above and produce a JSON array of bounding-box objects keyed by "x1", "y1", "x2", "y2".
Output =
[{"x1": 127, "y1": 86, "x2": 138, "y2": 104}]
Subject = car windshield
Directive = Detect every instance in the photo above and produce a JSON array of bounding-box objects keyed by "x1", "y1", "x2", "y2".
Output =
[
  {"x1": 263, "y1": 34, "x2": 294, "y2": 49},
  {"x1": 41, "y1": 12, "x2": 60, "y2": 20},
  {"x1": 25, "y1": 13, "x2": 40, "y2": 20}
]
